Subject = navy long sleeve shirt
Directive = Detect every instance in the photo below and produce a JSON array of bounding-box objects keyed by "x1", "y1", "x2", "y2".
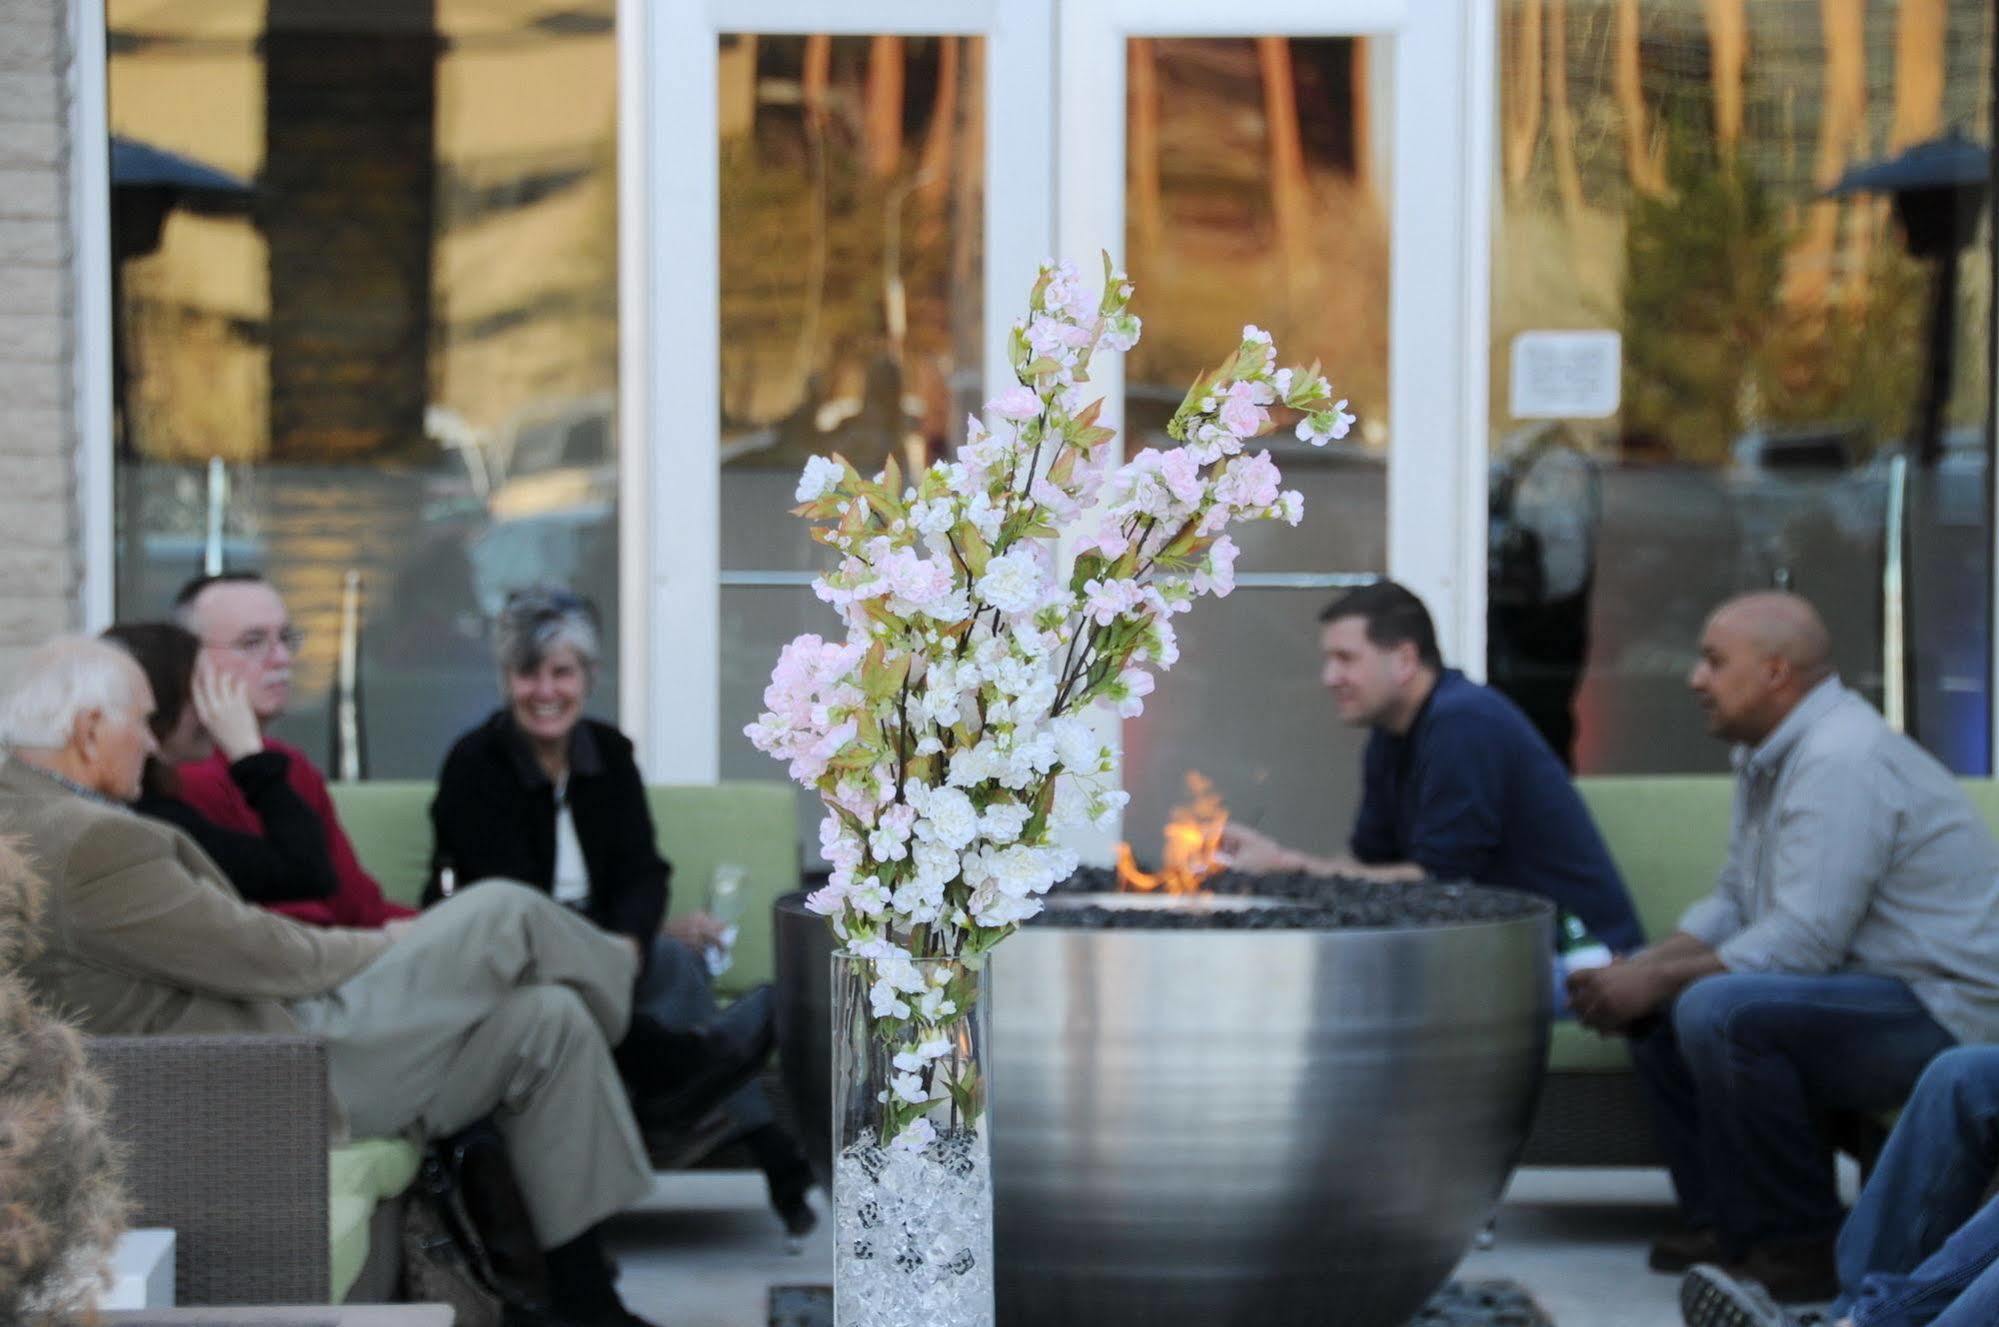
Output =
[{"x1": 1353, "y1": 669, "x2": 1645, "y2": 952}]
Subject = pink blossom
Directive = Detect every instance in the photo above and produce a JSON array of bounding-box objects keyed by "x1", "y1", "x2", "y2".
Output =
[
  {"x1": 879, "y1": 547, "x2": 953, "y2": 607},
  {"x1": 1030, "y1": 476, "x2": 1081, "y2": 522},
  {"x1": 1214, "y1": 450, "x2": 1282, "y2": 511},
  {"x1": 1219, "y1": 381, "x2": 1269, "y2": 438},
  {"x1": 1082, "y1": 577, "x2": 1146, "y2": 626},
  {"x1": 1192, "y1": 535, "x2": 1239, "y2": 597},
  {"x1": 989, "y1": 384, "x2": 1042, "y2": 422},
  {"x1": 1157, "y1": 448, "x2": 1205, "y2": 506}
]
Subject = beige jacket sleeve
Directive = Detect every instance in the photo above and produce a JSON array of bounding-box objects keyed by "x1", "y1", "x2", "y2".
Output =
[{"x1": 62, "y1": 817, "x2": 391, "y2": 1001}]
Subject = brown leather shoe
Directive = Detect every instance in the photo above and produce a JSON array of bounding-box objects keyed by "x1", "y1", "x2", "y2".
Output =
[
  {"x1": 1727, "y1": 1235, "x2": 1840, "y2": 1304},
  {"x1": 1650, "y1": 1225, "x2": 1723, "y2": 1273}
]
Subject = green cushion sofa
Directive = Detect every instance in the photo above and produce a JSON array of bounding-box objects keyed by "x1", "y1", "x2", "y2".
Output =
[
  {"x1": 319, "y1": 778, "x2": 801, "y2": 1301},
  {"x1": 1524, "y1": 774, "x2": 1999, "y2": 1167}
]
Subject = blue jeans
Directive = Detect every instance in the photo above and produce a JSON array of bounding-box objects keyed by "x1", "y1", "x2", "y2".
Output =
[
  {"x1": 1628, "y1": 972, "x2": 1955, "y2": 1254},
  {"x1": 635, "y1": 933, "x2": 775, "y2": 1133},
  {"x1": 1832, "y1": 1046, "x2": 1999, "y2": 1327}
]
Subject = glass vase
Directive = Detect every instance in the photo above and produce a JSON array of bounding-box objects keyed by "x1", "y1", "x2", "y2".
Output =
[{"x1": 831, "y1": 949, "x2": 994, "y2": 1327}]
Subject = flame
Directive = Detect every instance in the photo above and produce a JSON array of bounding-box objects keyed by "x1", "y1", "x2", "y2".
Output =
[{"x1": 1116, "y1": 771, "x2": 1228, "y2": 894}]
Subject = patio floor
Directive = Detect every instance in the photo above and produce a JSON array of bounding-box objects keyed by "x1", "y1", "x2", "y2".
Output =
[{"x1": 601, "y1": 1165, "x2": 1770, "y2": 1327}]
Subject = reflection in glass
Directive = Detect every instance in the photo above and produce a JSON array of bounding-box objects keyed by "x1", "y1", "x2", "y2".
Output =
[
  {"x1": 1122, "y1": 37, "x2": 1392, "y2": 848},
  {"x1": 108, "y1": 0, "x2": 621, "y2": 777},
  {"x1": 1490, "y1": 0, "x2": 1995, "y2": 774},
  {"x1": 718, "y1": 34, "x2": 985, "y2": 573}
]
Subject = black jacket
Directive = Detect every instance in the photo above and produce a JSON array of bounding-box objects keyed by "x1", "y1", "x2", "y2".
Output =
[
  {"x1": 424, "y1": 711, "x2": 671, "y2": 948},
  {"x1": 134, "y1": 750, "x2": 338, "y2": 905}
]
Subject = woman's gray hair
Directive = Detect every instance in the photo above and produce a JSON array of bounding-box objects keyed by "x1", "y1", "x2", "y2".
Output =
[
  {"x1": 0, "y1": 637, "x2": 142, "y2": 749},
  {"x1": 494, "y1": 586, "x2": 602, "y2": 683}
]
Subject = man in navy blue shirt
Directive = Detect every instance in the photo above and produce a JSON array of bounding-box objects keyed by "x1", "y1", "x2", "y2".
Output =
[{"x1": 1222, "y1": 581, "x2": 1645, "y2": 954}]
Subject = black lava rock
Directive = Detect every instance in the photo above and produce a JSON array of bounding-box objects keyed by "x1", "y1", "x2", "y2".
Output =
[{"x1": 1033, "y1": 868, "x2": 1546, "y2": 932}]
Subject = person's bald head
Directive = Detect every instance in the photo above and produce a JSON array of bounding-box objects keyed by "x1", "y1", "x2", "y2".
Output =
[{"x1": 1689, "y1": 593, "x2": 1837, "y2": 745}]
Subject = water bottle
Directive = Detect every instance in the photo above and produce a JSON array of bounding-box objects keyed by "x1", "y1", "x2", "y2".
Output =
[
  {"x1": 704, "y1": 862, "x2": 747, "y2": 978},
  {"x1": 1554, "y1": 912, "x2": 1612, "y2": 1013},
  {"x1": 1557, "y1": 913, "x2": 1613, "y2": 973}
]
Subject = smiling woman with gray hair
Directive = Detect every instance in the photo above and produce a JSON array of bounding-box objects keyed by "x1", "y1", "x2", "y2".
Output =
[{"x1": 426, "y1": 585, "x2": 818, "y2": 1237}]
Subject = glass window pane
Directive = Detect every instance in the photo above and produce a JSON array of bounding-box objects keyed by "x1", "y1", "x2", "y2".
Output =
[
  {"x1": 718, "y1": 34, "x2": 986, "y2": 574},
  {"x1": 1122, "y1": 36, "x2": 1392, "y2": 847},
  {"x1": 1489, "y1": 0, "x2": 1996, "y2": 774},
  {"x1": 108, "y1": 0, "x2": 621, "y2": 778}
]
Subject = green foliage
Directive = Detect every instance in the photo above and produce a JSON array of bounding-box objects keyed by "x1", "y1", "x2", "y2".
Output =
[
  {"x1": 1621, "y1": 142, "x2": 1785, "y2": 465},
  {"x1": 1622, "y1": 127, "x2": 1937, "y2": 463}
]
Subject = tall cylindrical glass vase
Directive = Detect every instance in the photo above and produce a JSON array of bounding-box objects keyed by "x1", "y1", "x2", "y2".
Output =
[{"x1": 831, "y1": 949, "x2": 993, "y2": 1327}]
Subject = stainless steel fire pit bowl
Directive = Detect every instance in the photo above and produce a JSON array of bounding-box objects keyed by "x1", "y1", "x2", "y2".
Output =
[{"x1": 774, "y1": 881, "x2": 1553, "y2": 1327}]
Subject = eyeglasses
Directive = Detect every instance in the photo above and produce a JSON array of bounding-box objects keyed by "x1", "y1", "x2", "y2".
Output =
[{"x1": 209, "y1": 626, "x2": 306, "y2": 658}]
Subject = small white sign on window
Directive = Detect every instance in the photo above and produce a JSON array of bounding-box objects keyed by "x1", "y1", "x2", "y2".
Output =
[{"x1": 1509, "y1": 330, "x2": 1622, "y2": 420}]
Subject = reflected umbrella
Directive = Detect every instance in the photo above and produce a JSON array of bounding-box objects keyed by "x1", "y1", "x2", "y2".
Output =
[
  {"x1": 1827, "y1": 131, "x2": 1994, "y2": 745},
  {"x1": 107, "y1": 135, "x2": 258, "y2": 575}
]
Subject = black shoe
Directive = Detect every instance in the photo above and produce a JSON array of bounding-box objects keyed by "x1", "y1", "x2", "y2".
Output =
[
  {"x1": 1651, "y1": 1225, "x2": 1724, "y2": 1273},
  {"x1": 768, "y1": 1162, "x2": 819, "y2": 1241},
  {"x1": 619, "y1": 986, "x2": 775, "y2": 1132},
  {"x1": 541, "y1": 1228, "x2": 662, "y2": 1327},
  {"x1": 737, "y1": 1119, "x2": 819, "y2": 1240},
  {"x1": 642, "y1": 1105, "x2": 738, "y2": 1170}
]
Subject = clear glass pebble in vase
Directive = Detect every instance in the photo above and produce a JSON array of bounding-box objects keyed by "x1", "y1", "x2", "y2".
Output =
[{"x1": 831, "y1": 950, "x2": 994, "y2": 1327}]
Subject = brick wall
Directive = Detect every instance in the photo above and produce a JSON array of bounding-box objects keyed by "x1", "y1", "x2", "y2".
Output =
[{"x1": 0, "y1": 0, "x2": 76, "y2": 687}]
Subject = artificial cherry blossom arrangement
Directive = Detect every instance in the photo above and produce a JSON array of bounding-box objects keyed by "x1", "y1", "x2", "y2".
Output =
[{"x1": 747, "y1": 256, "x2": 1350, "y2": 1148}]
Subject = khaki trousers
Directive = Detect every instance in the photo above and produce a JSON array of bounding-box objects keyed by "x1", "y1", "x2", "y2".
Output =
[{"x1": 293, "y1": 880, "x2": 651, "y2": 1248}]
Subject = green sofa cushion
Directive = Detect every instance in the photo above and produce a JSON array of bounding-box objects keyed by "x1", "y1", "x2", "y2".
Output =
[
  {"x1": 328, "y1": 782, "x2": 432, "y2": 908},
  {"x1": 326, "y1": 778, "x2": 800, "y2": 996},
  {"x1": 328, "y1": 1193, "x2": 374, "y2": 1304},
  {"x1": 328, "y1": 1138, "x2": 419, "y2": 1302},
  {"x1": 330, "y1": 1137, "x2": 422, "y2": 1204}
]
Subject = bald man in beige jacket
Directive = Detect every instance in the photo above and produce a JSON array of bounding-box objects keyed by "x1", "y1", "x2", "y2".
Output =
[{"x1": 0, "y1": 637, "x2": 668, "y2": 1327}]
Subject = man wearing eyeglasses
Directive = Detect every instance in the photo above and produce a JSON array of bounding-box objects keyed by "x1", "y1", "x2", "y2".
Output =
[{"x1": 173, "y1": 571, "x2": 419, "y2": 929}]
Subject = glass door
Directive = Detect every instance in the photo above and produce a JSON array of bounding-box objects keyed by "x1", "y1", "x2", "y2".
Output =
[{"x1": 1058, "y1": 0, "x2": 1491, "y2": 858}]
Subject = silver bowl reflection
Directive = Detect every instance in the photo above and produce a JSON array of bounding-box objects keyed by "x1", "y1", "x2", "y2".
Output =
[{"x1": 774, "y1": 887, "x2": 1553, "y2": 1327}]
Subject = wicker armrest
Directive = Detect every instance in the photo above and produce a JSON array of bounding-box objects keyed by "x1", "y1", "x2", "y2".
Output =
[{"x1": 88, "y1": 1035, "x2": 332, "y2": 1306}]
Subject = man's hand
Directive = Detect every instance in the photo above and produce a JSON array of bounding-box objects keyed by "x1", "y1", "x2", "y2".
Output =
[
  {"x1": 1568, "y1": 957, "x2": 1672, "y2": 1034},
  {"x1": 192, "y1": 657, "x2": 264, "y2": 762},
  {"x1": 664, "y1": 911, "x2": 728, "y2": 950},
  {"x1": 1218, "y1": 824, "x2": 1304, "y2": 874}
]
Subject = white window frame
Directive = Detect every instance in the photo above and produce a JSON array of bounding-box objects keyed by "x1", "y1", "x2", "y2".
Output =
[{"x1": 71, "y1": 0, "x2": 115, "y2": 631}]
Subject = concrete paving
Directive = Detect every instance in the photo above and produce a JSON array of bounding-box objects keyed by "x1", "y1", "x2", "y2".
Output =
[{"x1": 602, "y1": 1165, "x2": 1751, "y2": 1327}]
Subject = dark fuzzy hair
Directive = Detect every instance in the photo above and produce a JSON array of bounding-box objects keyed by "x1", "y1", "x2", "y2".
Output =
[
  {"x1": 1318, "y1": 581, "x2": 1444, "y2": 670},
  {"x1": 100, "y1": 622, "x2": 201, "y2": 798}
]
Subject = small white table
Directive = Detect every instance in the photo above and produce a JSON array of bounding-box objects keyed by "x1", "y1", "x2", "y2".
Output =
[{"x1": 100, "y1": 1228, "x2": 176, "y2": 1309}]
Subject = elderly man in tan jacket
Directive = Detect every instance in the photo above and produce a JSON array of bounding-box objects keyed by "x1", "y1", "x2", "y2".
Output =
[{"x1": 0, "y1": 636, "x2": 727, "y2": 1327}]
